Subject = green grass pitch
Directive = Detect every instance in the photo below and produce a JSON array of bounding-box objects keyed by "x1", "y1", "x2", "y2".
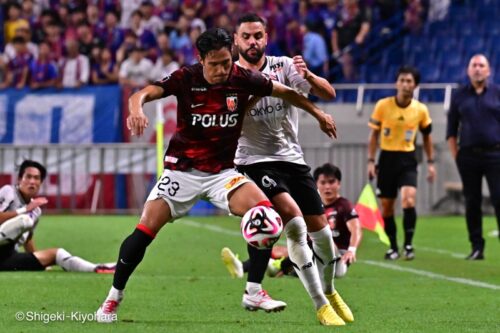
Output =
[{"x1": 0, "y1": 214, "x2": 498, "y2": 333}]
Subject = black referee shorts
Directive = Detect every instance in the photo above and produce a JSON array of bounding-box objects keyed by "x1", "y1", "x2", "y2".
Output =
[
  {"x1": 0, "y1": 247, "x2": 45, "y2": 271},
  {"x1": 376, "y1": 150, "x2": 418, "y2": 199},
  {"x1": 237, "y1": 161, "x2": 324, "y2": 215}
]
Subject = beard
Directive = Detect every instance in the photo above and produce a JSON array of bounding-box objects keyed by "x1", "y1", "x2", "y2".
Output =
[{"x1": 239, "y1": 46, "x2": 264, "y2": 64}]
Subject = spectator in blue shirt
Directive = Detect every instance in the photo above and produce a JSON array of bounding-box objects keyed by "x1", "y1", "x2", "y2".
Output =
[
  {"x1": 446, "y1": 54, "x2": 500, "y2": 260},
  {"x1": 29, "y1": 41, "x2": 58, "y2": 89},
  {"x1": 302, "y1": 20, "x2": 328, "y2": 78}
]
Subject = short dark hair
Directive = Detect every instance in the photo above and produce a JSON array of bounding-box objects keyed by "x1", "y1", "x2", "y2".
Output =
[
  {"x1": 396, "y1": 65, "x2": 420, "y2": 85},
  {"x1": 11, "y1": 36, "x2": 26, "y2": 44},
  {"x1": 313, "y1": 163, "x2": 342, "y2": 182},
  {"x1": 131, "y1": 9, "x2": 143, "y2": 18},
  {"x1": 18, "y1": 160, "x2": 47, "y2": 181},
  {"x1": 237, "y1": 13, "x2": 266, "y2": 27},
  {"x1": 195, "y1": 28, "x2": 233, "y2": 59}
]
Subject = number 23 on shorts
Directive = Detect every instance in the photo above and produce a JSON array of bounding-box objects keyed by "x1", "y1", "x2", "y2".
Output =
[{"x1": 157, "y1": 175, "x2": 180, "y2": 197}]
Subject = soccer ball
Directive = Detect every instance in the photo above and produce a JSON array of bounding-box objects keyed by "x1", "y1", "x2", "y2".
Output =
[{"x1": 241, "y1": 206, "x2": 283, "y2": 249}]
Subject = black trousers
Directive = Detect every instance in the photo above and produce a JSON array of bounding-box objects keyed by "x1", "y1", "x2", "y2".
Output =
[{"x1": 456, "y1": 148, "x2": 500, "y2": 251}]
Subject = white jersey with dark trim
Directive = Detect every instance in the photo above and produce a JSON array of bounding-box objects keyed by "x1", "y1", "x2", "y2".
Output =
[
  {"x1": 234, "y1": 56, "x2": 311, "y2": 166},
  {"x1": 0, "y1": 185, "x2": 41, "y2": 249}
]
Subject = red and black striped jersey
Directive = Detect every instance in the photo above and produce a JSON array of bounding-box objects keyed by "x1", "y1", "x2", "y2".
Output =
[
  {"x1": 153, "y1": 63, "x2": 273, "y2": 173},
  {"x1": 325, "y1": 197, "x2": 359, "y2": 250}
]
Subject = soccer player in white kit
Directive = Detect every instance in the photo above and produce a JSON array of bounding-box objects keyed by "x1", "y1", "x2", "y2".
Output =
[
  {"x1": 225, "y1": 14, "x2": 354, "y2": 325},
  {"x1": 0, "y1": 160, "x2": 115, "y2": 273}
]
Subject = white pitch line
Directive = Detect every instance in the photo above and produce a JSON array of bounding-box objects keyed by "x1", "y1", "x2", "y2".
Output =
[
  {"x1": 368, "y1": 238, "x2": 466, "y2": 258},
  {"x1": 181, "y1": 219, "x2": 500, "y2": 290},
  {"x1": 361, "y1": 260, "x2": 500, "y2": 291},
  {"x1": 181, "y1": 219, "x2": 241, "y2": 236},
  {"x1": 417, "y1": 246, "x2": 466, "y2": 258},
  {"x1": 181, "y1": 219, "x2": 288, "y2": 245}
]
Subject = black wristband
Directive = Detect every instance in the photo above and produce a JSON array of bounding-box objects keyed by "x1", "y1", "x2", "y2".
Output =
[
  {"x1": 368, "y1": 158, "x2": 375, "y2": 163},
  {"x1": 427, "y1": 159, "x2": 434, "y2": 164}
]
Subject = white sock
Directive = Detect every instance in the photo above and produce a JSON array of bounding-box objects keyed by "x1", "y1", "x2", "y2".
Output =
[
  {"x1": 286, "y1": 217, "x2": 328, "y2": 310},
  {"x1": 107, "y1": 286, "x2": 124, "y2": 301},
  {"x1": 335, "y1": 260, "x2": 348, "y2": 278},
  {"x1": 309, "y1": 225, "x2": 336, "y2": 294},
  {"x1": 245, "y1": 282, "x2": 262, "y2": 296},
  {"x1": 0, "y1": 215, "x2": 35, "y2": 246},
  {"x1": 55, "y1": 248, "x2": 96, "y2": 272}
]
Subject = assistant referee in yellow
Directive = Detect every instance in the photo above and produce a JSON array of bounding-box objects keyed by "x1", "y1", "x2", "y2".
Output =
[{"x1": 367, "y1": 66, "x2": 436, "y2": 260}]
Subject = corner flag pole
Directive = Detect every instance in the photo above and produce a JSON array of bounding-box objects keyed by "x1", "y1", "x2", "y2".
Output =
[{"x1": 155, "y1": 101, "x2": 164, "y2": 179}]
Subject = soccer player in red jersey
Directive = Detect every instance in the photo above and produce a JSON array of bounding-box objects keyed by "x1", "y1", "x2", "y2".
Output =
[{"x1": 96, "y1": 28, "x2": 339, "y2": 324}]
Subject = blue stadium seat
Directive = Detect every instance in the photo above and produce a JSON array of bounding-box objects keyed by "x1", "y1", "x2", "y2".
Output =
[
  {"x1": 487, "y1": 36, "x2": 500, "y2": 53},
  {"x1": 369, "y1": 89, "x2": 394, "y2": 102},
  {"x1": 403, "y1": 35, "x2": 426, "y2": 55},
  {"x1": 462, "y1": 36, "x2": 486, "y2": 55},
  {"x1": 333, "y1": 90, "x2": 358, "y2": 103},
  {"x1": 421, "y1": 67, "x2": 440, "y2": 83},
  {"x1": 418, "y1": 90, "x2": 444, "y2": 102},
  {"x1": 442, "y1": 65, "x2": 465, "y2": 83},
  {"x1": 366, "y1": 68, "x2": 385, "y2": 83},
  {"x1": 381, "y1": 48, "x2": 404, "y2": 68},
  {"x1": 432, "y1": 36, "x2": 461, "y2": 55},
  {"x1": 438, "y1": 51, "x2": 462, "y2": 68}
]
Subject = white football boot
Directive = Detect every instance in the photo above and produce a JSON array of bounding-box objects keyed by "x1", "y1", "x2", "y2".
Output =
[{"x1": 242, "y1": 290, "x2": 287, "y2": 312}]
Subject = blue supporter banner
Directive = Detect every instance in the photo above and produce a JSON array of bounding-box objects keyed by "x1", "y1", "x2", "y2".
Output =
[
  {"x1": 0, "y1": 86, "x2": 122, "y2": 144},
  {"x1": 0, "y1": 86, "x2": 126, "y2": 210}
]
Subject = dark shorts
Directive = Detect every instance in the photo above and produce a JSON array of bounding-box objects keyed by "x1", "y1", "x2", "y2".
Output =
[
  {"x1": 376, "y1": 150, "x2": 418, "y2": 198},
  {"x1": 0, "y1": 247, "x2": 45, "y2": 271},
  {"x1": 237, "y1": 161, "x2": 324, "y2": 215}
]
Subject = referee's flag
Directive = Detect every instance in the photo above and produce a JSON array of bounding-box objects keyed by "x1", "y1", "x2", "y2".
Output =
[{"x1": 354, "y1": 184, "x2": 390, "y2": 245}]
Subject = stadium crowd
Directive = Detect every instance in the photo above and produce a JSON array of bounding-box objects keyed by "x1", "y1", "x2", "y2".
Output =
[{"x1": 0, "y1": 0, "x2": 436, "y2": 89}]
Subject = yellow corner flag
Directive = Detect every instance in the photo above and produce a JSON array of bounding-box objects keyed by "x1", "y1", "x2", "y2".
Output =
[{"x1": 354, "y1": 184, "x2": 390, "y2": 245}]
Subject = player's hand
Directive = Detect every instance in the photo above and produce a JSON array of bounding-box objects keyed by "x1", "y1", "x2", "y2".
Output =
[
  {"x1": 26, "y1": 197, "x2": 48, "y2": 212},
  {"x1": 367, "y1": 162, "x2": 376, "y2": 181},
  {"x1": 293, "y1": 55, "x2": 310, "y2": 79},
  {"x1": 246, "y1": 95, "x2": 262, "y2": 113},
  {"x1": 127, "y1": 111, "x2": 149, "y2": 137},
  {"x1": 427, "y1": 164, "x2": 436, "y2": 183},
  {"x1": 342, "y1": 251, "x2": 356, "y2": 264},
  {"x1": 318, "y1": 112, "x2": 337, "y2": 139}
]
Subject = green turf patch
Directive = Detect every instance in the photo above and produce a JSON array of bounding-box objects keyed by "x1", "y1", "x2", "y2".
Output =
[{"x1": 1, "y1": 215, "x2": 498, "y2": 332}]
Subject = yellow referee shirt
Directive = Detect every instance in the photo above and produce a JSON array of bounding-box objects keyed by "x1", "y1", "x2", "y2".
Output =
[{"x1": 368, "y1": 97, "x2": 432, "y2": 152}]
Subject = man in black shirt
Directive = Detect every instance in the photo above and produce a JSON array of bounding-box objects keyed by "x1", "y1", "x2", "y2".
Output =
[{"x1": 446, "y1": 54, "x2": 500, "y2": 260}]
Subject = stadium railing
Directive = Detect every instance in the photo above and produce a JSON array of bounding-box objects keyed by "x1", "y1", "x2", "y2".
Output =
[{"x1": 0, "y1": 141, "x2": 461, "y2": 216}]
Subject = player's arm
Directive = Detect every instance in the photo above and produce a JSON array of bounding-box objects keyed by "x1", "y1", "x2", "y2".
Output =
[
  {"x1": 292, "y1": 56, "x2": 335, "y2": 100},
  {"x1": 127, "y1": 85, "x2": 164, "y2": 137},
  {"x1": 0, "y1": 197, "x2": 48, "y2": 224},
  {"x1": 447, "y1": 136, "x2": 458, "y2": 160},
  {"x1": 446, "y1": 94, "x2": 460, "y2": 159},
  {"x1": 16, "y1": 66, "x2": 29, "y2": 89},
  {"x1": 342, "y1": 217, "x2": 362, "y2": 264},
  {"x1": 271, "y1": 81, "x2": 336, "y2": 138},
  {"x1": 367, "y1": 128, "x2": 379, "y2": 180},
  {"x1": 421, "y1": 125, "x2": 436, "y2": 183}
]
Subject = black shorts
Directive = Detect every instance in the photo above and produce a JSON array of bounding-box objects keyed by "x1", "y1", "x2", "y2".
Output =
[
  {"x1": 0, "y1": 247, "x2": 45, "y2": 271},
  {"x1": 237, "y1": 161, "x2": 324, "y2": 215},
  {"x1": 376, "y1": 150, "x2": 418, "y2": 198}
]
